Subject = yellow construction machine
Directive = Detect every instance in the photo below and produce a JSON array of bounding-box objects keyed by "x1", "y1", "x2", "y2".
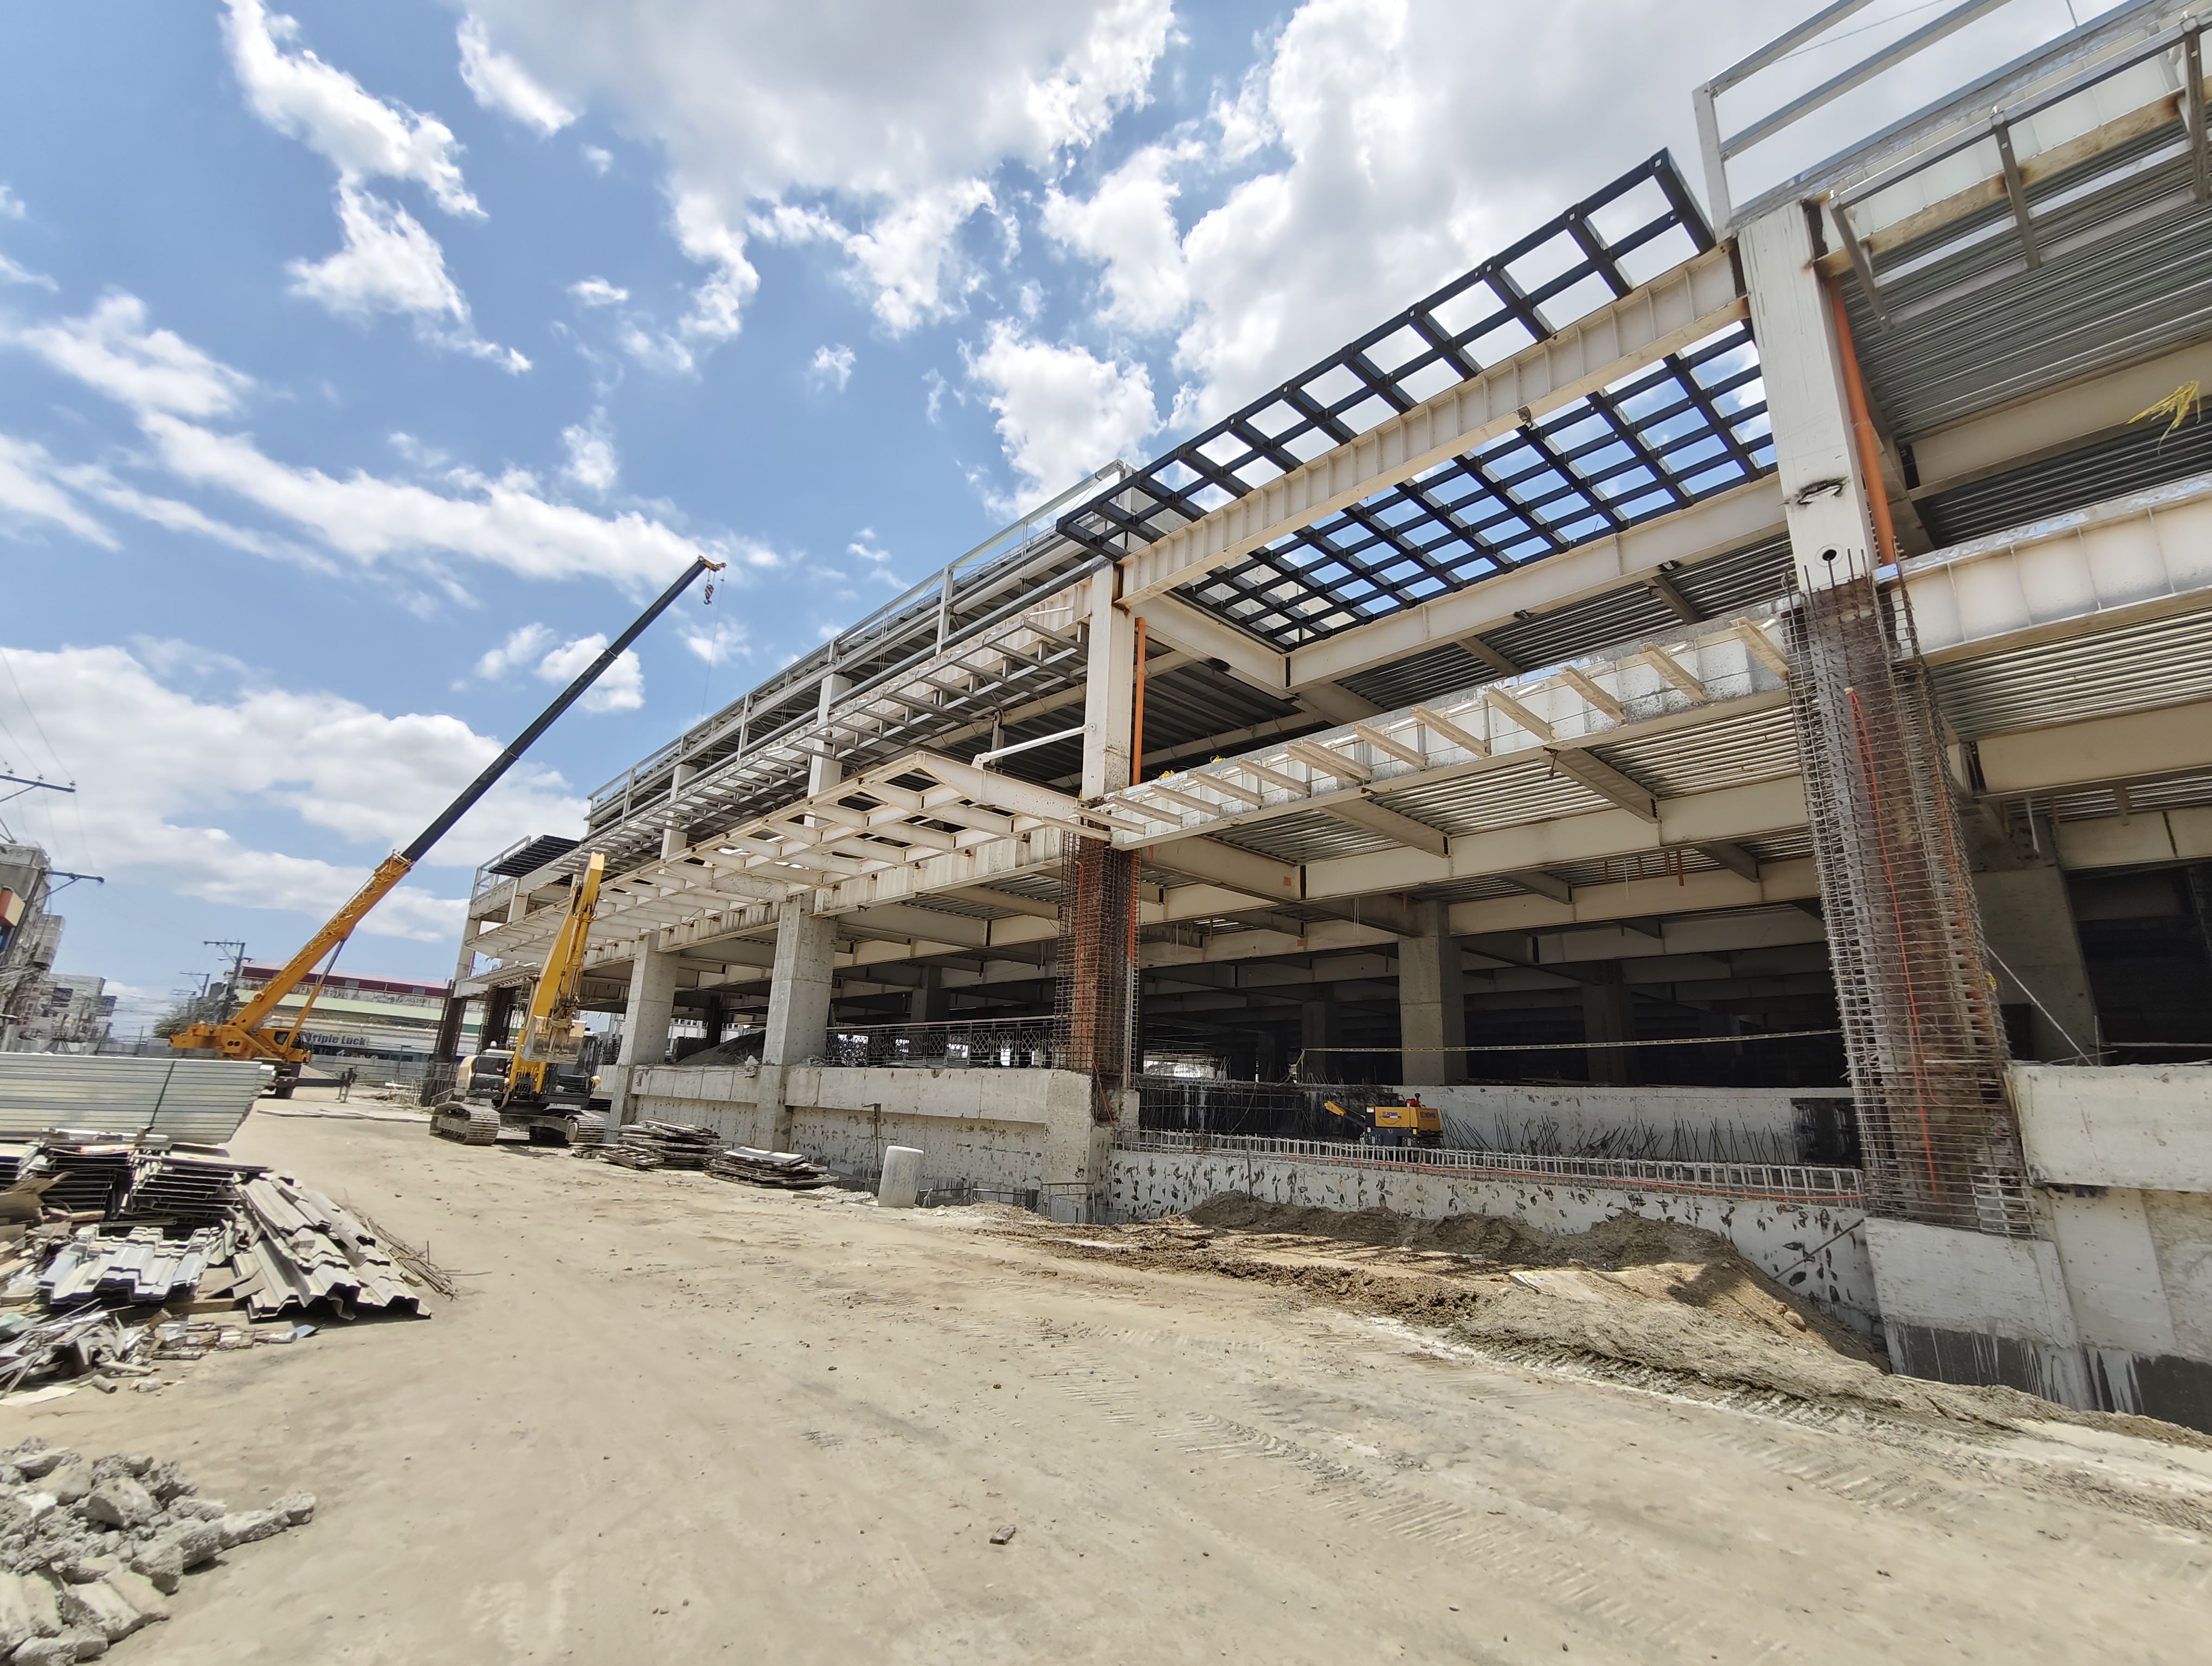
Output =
[
  {"x1": 434, "y1": 851, "x2": 607, "y2": 1146},
  {"x1": 169, "y1": 556, "x2": 721, "y2": 1101},
  {"x1": 1322, "y1": 1095, "x2": 1443, "y2": 1149}
]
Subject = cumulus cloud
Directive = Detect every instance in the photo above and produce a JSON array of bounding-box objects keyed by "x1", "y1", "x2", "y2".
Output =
[
  {"x1": 221, "y1": 0, "x2": 481, "y2": 216},
  {"x1": 680, "y1": 618, "x2": 749, "y2": 665},
  {"x1": 807, "y1": 343, "x2": 854, "y2": 390},
  {"x1": 964, "y1": 321, "x2": 1158, "y2": 511},
  {"x1": 0, "y1": 184, "x2": 22, "y2": 220},
  {"x1": 1042, "y1": 142, "x2": 1195, "y2": 333},
  {"x1": 477, "y1": 623, "x2": 642, "y2": 712},
  {"x1": 461, "y1": 0, "x2": 1170, "y2": 343},
  {"x1": 580, "y1": 144, "x2": 613, "y2": 176},
  {"x1": 0, "y1": 642, "x2": 586, "y2": 943},
  {"x1": 569, "y1": 276, "x2": 627, "y2": 306},
  {"x1": 0, "y1": 435, "x2": 116, "y2": 547},
  {"x1": 456, "y1": 14, "x2": 576, "y2": 136},
  {"x1": 10, "y1": 294, "x2": 718, "y2": 590},
  {"x1": 561, "y1": 414, "x2": 619, "y2": 492}
]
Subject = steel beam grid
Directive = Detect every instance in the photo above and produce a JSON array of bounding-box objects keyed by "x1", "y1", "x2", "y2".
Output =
[
  {"x1": 1176, "y1": 326, "x2": 1772, "y2": 649},
  {"x1": 1053, "y1": 155, "x2": 1715, "y2": 558}
]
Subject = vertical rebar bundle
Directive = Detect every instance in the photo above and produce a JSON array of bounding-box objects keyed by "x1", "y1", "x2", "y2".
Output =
[
  {"x1": 1786, "y1": 570, "x2": 2029, "y2": 1236},
  {"x1": 1058, "y1": 838, "x2": 1137, "y2": 1092}
]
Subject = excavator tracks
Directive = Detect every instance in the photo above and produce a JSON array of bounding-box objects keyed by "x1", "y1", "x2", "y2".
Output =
[{"x1": 428, "y1": 1100, "x2": 503, "y2": 1145}]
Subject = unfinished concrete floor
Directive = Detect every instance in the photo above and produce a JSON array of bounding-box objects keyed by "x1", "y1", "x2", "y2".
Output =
[{"x1": 8, "y1": 1097, "x2": 2210, "y2": 1664}]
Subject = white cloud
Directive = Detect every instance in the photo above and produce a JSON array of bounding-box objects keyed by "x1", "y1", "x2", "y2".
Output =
[
  {"x1": 0, "y1": 254, "x2": 56, "y2": 291},
  {"x1": 0, "y1": 435, "x2": 116, "y2": 547},
  {"x1": 287, "y1": 184, "x2": 460, "y2": 321},
  {"x1": 846, "y1": 531, "x2": 901, "y2": 587},
  {"x1": 671, "y1": 193, "x2": 759, "y2": 345},
  {"x1": 680, "y1": 618, "x2": 749, "y2": 665},
  {"x1": 807, "y1": 343, "x2": 855, "y2": 390},
  {"x1": 561, "y1": 415, "x2": 619, "y2": 492},
  {"x1": 0, "y1": 184, "x2": 22, "y2": 220},
  {"x1": 476, "y1": 623, "x2": 644, "y2": 713},
  {"x1": 581, "y1": 144, "x2": 613, "y2": 176},
  {"x1": 0, "y1": 642, "x2": 585, "y2": 944},
  {"x1": 569, "y1": 276, "x2": 627, "y2": 306},
  {"x1": 221, "y1": 0, "x2": 481, "y2": 217},
  {"x1": 1043, "y1": 142, "x2": 1195, "y2": 332},
  {"x1": 964, "y1": 320, "x2": 1158, "y2": 510},
  {"x1": 17, "y1": 293, "x2": 253, "y2": 419},
  {"x1": 462, "y1": 0, "x2": 1170, "y2": 341},
  {"x1": 11, "y1": 296, "x2": 716, "y2": 588},
  {"x1": 538, "y1": 634, "x2": 642, "y2": 712},
  {"x1": 456, "y1": 15, "x2": 576, "y2": 137}
]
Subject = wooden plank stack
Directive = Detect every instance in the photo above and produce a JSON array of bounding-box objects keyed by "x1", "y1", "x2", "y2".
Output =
[
  {"x1": 607, "y1": 1122, "x2": 719, "y2": 1170},
  {"x1": 705, "y1": 1147, "x2": 835, "y2": 1190}
]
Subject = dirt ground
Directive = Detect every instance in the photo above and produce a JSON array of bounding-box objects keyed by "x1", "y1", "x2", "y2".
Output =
[{"x1": 7, "y1": 1093, "x2": 2211, "y2": 1664}]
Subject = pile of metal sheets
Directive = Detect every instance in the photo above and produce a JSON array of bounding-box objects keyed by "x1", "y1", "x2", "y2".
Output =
[
  {"x1": 38, "y1": 1225, "x2": 229, "y2": 1307},
  {"x1": 121, "y1": 1151, "x2": 268, "y2": 1228},
  {"x1": 706, "y1": 1147, "x2": 835, "y2": 1190},
  {"x1": 230, "y1": 1175, "x2": 423, "y2": 1319},
  {"x1": 29, "y1": 1140, "x2": 134, "y2": 1216}
]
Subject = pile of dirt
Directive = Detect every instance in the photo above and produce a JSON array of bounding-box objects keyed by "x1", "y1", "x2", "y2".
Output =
[{"x1": 1186, "y1": 1193, "x2": 1732, "y2": 1267}]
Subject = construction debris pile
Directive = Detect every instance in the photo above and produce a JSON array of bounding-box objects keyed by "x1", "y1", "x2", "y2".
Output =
[
  {"x1": 602, "y1": 1122, "x2": 719, "y2": 1171},
  {"x1": 0, "y1": 1437, "x2": 313, "y2": 1662},
  {"x1": 0, "y1": 1132, "x2": 432, "y2": 1399},
  {"x1": 705, "y1": 1148, "x2": 834, "y2": 1190},
  {"x1": 588, "y1": 1120, "x2": 835, "y2": 1190}
]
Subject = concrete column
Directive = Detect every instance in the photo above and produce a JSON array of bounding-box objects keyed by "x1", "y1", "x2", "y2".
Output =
[
  {"x1": 908, "y1": 966, "x2": 950, "y2": 1026},
  {"x1": 760, "y1": 894, "x2": 837, "y2": 1148},
  {"x1": 481, "y1": 985, "x2": 517, "y2": 1051},
  {"x1": 1738, "y1": 203, "x2": 1883, "y2": 592},
  {"x1": 1298, "y1": 998, "x2": 1340, "y2": 1081},
  {"x1": 660, "y1": 762, "x2": 698, "y2": 860},
  {"x1": 808, "y1": 675, "x2": 851, "y2": 798},
  {"x1": 1397, "y1": 901, "x2": 1465, "y2": 1087},
  {"x1": 1079, "y1": 567, "x2": 1136, "y2": 800},
  {"x1": 1580, "y1": 966, "x2": 1634, "y2": 1086},
  {"x1": 1974, "y1": 852, "x2": 2100, "y2": 1062},
  {"x1": 608, "y1": 941, "x2": 684, "y2": 1125}
]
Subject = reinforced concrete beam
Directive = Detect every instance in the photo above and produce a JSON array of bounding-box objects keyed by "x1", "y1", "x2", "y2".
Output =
[
  {"x1": 1545, "y1": 747, "x2": 1659, "y2": 822},
  {"x1": 1976, "y1": 697, "x2": 2212, "y2": 795},
  {"x1": 1315, "y1": 796, "x2": 1451, "y2": 858},
  {"x1": 1121, "y1": 246, "x2": 1747, "y2": 606}
]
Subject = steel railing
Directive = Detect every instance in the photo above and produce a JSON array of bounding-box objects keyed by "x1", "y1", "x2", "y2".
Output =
[{"x1": 824, "y1": 1016, "x2": 1064, "y2": 1071}]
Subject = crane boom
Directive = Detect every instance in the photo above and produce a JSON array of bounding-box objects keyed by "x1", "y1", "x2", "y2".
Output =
[{"x1": 172, "y1": 555, "x2": 721, "y2": 1066}]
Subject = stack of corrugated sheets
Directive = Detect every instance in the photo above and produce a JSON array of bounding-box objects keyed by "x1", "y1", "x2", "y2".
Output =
[{"x1": 705, "y1": 1147, "x2": 835, "y2": 1190}]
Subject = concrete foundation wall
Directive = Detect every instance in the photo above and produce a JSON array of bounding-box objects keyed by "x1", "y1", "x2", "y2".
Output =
[
  {"x1": 1105, "y1": 1147, "x2": 1876, "y2": 1331},
  {"x1": 628, "y1": 1065, "x2": 1120, "y2": 1198},
  {"x1": 2012, "y1": 1065, "x2": 2212, "y2": 1193},
  {"x1": 1413, "y1": 1084, "x2": 1848, "y2": 1164}
]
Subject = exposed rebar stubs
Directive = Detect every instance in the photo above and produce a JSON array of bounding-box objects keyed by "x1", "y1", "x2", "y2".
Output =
[{"x1": 1785, "y1": 568, "x2": 2029, "y2": 1236}]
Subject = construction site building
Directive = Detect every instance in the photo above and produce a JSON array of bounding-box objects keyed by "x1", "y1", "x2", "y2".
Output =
[{"x1": 448, "y1": 5, "x2": 2212, "y2": 1428}]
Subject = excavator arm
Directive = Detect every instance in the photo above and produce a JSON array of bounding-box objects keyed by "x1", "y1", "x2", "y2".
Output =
[
  {"x1": 506, "y1": 851, "x2": 605, "y2": 1097},
  {"x1": 171, "y1": 555, "x2": 720, "y2": 1072}
]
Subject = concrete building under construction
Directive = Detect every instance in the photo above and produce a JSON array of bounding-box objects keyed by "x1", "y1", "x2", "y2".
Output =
[{"x1": 446, "y1": 4, "x2": 2212, "y2": 1427}]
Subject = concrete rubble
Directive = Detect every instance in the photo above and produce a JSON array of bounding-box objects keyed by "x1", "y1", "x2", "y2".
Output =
[{"x1": 0, "y1": 1437, "x2": 312, "y2": 1663}]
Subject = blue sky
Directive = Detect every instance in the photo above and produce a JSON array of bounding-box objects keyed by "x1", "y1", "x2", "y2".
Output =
[{"x1": 0, "y1": 1, "x2": 2112, "y2": 1026}]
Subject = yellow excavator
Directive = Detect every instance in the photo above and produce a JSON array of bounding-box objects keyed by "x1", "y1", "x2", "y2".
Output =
[
  {"x1": 169, "y1": 556, "x2": 721, "y2": 1104},
  {"x1": 1322, "y1": 1095, "x2": 1443, "y2": 1149},
  {"x1": 434, "y1": 851, "x2": 606, "y2": 1146}
]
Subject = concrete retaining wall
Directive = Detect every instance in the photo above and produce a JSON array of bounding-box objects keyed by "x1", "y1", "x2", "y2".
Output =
[
  {"x1": 1412, "y1": 1083, "x2": 1850, "y2": 1165},
  {"x1": 1106, "y1": 1146, "x2": 1876, "y2": 1332},
  {"x1": 628, "y1": 1064, "x2": 1119, "y2": 1199}
]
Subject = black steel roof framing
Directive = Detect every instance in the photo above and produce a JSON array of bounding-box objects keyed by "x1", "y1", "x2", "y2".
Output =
[
  {"x1": 1053, "y1": 153, "x2": 1714, "y2": 562},
  {"x1": 1179, "y1": 331, "x2": 1770, "y2": 647}
]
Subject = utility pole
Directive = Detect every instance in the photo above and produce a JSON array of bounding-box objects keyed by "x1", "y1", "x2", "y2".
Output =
[{"x1": 204, "y1": 940, "x2": 247, "y2": 1024}]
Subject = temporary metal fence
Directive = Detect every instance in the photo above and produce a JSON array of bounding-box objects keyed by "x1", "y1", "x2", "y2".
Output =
[
  {"x1": 1118, "y1": 1129, "x2": 1865, "y2": 1206},
  {"x1": 0, "y1": 1056, "x2": 264, "y2": 1145},
  {"x1": 1787, "y1": 571, "x2": 2028, "y2": 1235},
  {"x1": 824, "y1": 1016, "x2": 1063, "y2": 1071}
]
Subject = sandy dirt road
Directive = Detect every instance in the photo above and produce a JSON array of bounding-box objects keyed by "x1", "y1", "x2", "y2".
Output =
[{"x1": 8, "y1": 1101, "x2": 2210, "y2": 1664}]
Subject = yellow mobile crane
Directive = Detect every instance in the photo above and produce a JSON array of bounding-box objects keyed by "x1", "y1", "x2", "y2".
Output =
[
  {"x1": 170, "y1": 556, "x2": 722, "y2": 1097},
  {"x1": 434, "y1": 850, "x2": 606, "y2": 1146}
]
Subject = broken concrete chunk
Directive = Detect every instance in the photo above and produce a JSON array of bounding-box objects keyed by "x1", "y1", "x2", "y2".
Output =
[
  {"x1": 0, "y1": 1570, "x2": 40, "y2": 1652},
  {"x1": 83, "y1": 1460, "x2": 146, "y2": 1486},
  {"x1": 989, "y1": 1524, "x2": 1016, "y2": 1546},
  {"x1": 22, "y1": 1573, "x2": 61, "y2": 1637},
  {"x1": 270, "y1": 1492, "x2": 316, "y2": 1526},
  {"x1": 9, "y1": 1637, "x2": 79, "y2": 1666},
  {"x1": 166, "y1": 1500, "x2": 224, "y2": 1522},
  {"x1": 47, "y1": 1559, "x2": 115, "y2": 1587},
  {"x1": 8, "y1": 1453, "x2": 69, "y2": 1484},
  {"x1": 39, "y1": 1471, "x2": 88, "y2": 1509},
  {"x1": 138, "y1": 1464, "x2": 191, "y2": 1506},
  {"x1": 95, "y1": 1572, "x2": 166, "y2": 1624},
  {"x1": 148, "y1": 1523, "x2": 221, "y2": 1572},
  {"x1": 122, "y1": 1541, "x2": 181, "y2": 1598},
  {"x1": 54, "y1": 1580, "x2": 138, "y2": 1644},
  {"x1": 79, "y1": 1482, "x2": 152, "y2": 1533},
  {"x1": 214, "y1": 1510, "x2": 285, "y2": 1549}
]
